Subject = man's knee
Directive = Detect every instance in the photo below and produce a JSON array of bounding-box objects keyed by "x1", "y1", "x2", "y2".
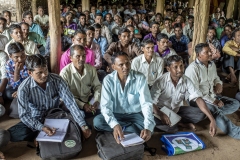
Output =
[
  {"x1": 0, "y1": 129, "x2": 10, "y2": 148},
  {"x1": 93, "y1": 114, "x2": 106, "y2": 130}
]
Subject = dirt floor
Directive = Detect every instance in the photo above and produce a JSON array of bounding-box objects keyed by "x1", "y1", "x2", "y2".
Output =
[{"x1": 1, "y1": 83, "x2": 240, "y2": 160}]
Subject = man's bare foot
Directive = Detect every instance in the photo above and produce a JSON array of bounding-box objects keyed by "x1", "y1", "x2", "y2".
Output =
[
  {"x1": 0, "y1": 151, "x2": 5, "y2": 160},
  {"x1": 178, "y1": 122, "x2": 196, "y2": 131}
]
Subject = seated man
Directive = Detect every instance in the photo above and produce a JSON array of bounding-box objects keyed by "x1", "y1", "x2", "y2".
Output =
[
  {"x1": 5, "y1": 42, "x2": 29, "y2": 100},
  {"x1": 161, "y1": 18, "x2": 175, "y2": 38},
  {"x1": 0, "y1": 129, "x2": 10, "y2": 160},
  {"x1": 222, "y1": 28, "x2": 240, "y2": 85},
  {"x1": 94, "y1": 51, "x2": 155, "y2": 143},
  {"x1": 126, "y1": 25, "x2": 141, "y2": 47},
  {"x1": 206, "y1": 26, "x2": 221, "y2": 60},
  {"x1": 93, "y1": 23, "x2": 108, "y2": 56},
  {"x1": 0, "y1": 17, "x2": 11, "y2": 41},
  {"x1": 131, "y1": 39, "x2": 164, "y2": 87},
  {"x1": 23, "y1": 11, "x2": 44, "y2": 37},
  {"x1": 0, "y1": 49, "x2": 8, "y2": 107},
  {"x1": 5, "y1": 24, "x2": 39, "y2": 56},
  {"x1": 143, "y1": 22, "x2": 160, "y2": 45},
  {"x1": 155, "y1": 33, "x2": 177, "y2": 65},
  {"x1": 104, "y1": 28, "x2": 142, "y2": 66},
  {"x1": 2, "y1": 10, "x2": 16, "y2": 28},
  {"x1": 123, "y1": 3, "x2": 136, "y2": 17},
  {"x1": 20, "y1": 22, "x2": 46, "y2": 56},
  {"x1": 34, "y1": 6, "x2": 49, "y2": 35},
  {"x1": 77, "y1": 13, "x2": 89, "y2": 31},
  {"x1": 8, "y1": 54, "x2": 91, "y2": 143},
  {"x1": 151, "y1": 55, "x2": 217, "y2": 134},
  {"x1": 103, "y1": 13, "x2": 115, "y2": 31},
  {"x1": 183, "y1": 15, "x2": 194, "y2": 41},
  {"x1": 60, "y1": 45, "x2": 101, "y2": 118},
  {"x1": 0, "y1": 35, "x2": 8, "y2": 51},
  {"x1": 185, "y1": 43, "x2": 240, "y2": 139}
]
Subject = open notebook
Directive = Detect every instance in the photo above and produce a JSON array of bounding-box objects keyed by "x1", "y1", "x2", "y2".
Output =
[
  {"x1": 121, "y1": 133, "x2": 145, "y2": 147},
  {"x1": 36, "y1": 119, "x2": 70, "y2": 142}
]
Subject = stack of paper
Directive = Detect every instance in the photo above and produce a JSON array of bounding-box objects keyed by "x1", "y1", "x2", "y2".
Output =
[
  {"x1": 36, "y1": 119, "x2": 70, "y2": 142},
  {"x1": 121, "y1": 133, "x2": 145, "y2": 147}
]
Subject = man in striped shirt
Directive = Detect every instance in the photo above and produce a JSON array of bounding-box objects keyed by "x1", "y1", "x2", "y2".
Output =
[{"x1": 8, "y1": 54, "x2": 91, "y2": 144}]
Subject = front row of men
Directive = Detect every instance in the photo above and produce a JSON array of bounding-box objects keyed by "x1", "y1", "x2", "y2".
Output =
[{"x1": 2, "y1": 41, "x2": 240, "y2": 156}]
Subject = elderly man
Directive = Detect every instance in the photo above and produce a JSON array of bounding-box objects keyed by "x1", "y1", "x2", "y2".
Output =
[{"x1": 94, "y1": 51, "x2": 155, "y2": 144}]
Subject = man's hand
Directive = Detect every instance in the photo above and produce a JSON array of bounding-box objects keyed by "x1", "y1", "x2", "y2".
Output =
[
  {"x1": 42, "y1": 126, "x2": 57, "y2": 136},
  {"x1": 230, "y1": 46, "x2": 239, "y2": 52},
  {"x1": 83, "y1": 103, "x2": 95, "y2": 113},
  {"x1": 214, "y1": 83, "x2": 223, "y2": 94},
  {"x1": 15, "y1": 62, "x2": 23, "y2": 73},
  {"x1": 209, "y1": 120, "x2": 217, "y2": 137},
  {"x1": 213, "y1": 99, "x2": 224, "y2": 107},
  {"x1": 113, "y1": 124, "x2": 124, "y2": 144},
  {"x1": 159, "y1": 111, "x2": 171, "y2": 126},
  {"x1": 140, "y1": 129, "x2": 151, "y2": 142},
  {"x1": 12, "y1": 91, "x2": 17, "y2": 98},
  {"x1": 81, "y1": 126, "x2": 91, "y2": 139},
  {"x1": 92, "y1": 101, "x2": 99, "y2": 110}
]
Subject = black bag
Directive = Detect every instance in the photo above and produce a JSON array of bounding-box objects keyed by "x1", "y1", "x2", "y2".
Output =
[
  {"x1": 38, "y1": 108, "x2": 82, "y2": 159},
  {"x1": 96, "y1": 132, "x2": 144, "y2": 160}
]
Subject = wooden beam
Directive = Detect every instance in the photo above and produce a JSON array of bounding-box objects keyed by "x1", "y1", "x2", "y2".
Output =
[
  {"x1": 82, "y1": 0, "x2": 90, "y2": 12},
  {"x1": 156, "y1": 0, "x2": 165, "y2": 15},
  {"x1": 16, "y1": 0, "x2": 22, "y2": 22},
  {"x1": 141, "y1": 0, "x2": 145, "y2": 8},
  {"x1": 48, "y1": 0, "x2": 61, "y2": 74},
  {"x1": 190, "y1": 0, "x2": 210, "y2": 62},
  {"x1": 226, "y1": 0, "x2": 235, "y2": 19},
  {"x1": 32, "y1": 0, "x2": 37, "y2": 18},
  {"x1": 188, "y1": 0, "x2": 195, "y2": 8}
]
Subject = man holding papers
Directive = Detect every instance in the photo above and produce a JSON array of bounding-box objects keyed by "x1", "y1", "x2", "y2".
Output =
[
  {"x1": 93, "y1": 51, "x2": 155, "y2": 144},
  {"x1": 8, "y1": 54, "x2": 91, "y2": 144},
  {"x1": 150, "y1": 55, "x2": 217, "y2": 136}
]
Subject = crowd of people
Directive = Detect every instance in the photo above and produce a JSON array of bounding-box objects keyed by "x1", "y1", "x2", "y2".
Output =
[{"x1": 0, "y1": 0, "x2": 240, "y2": 159}]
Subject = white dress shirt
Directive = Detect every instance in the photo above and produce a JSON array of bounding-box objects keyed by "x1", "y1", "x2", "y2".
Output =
[
  {"x1": 131, "y1": 54, "x2": 164, "y2": 86},
  {"x1": 161, "y1": 28, "x2": 175, "y2": 38},
  {"x1": 185, "y1": 58, "x2": 222, "y2": 103},
  {"x1": 151, "y1": 72, "x2": 202, "y2": 113}
]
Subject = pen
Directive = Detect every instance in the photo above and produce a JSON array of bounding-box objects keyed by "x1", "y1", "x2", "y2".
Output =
[{"x1": 118, "y1": 126, "x2": 126, "y2": 141}]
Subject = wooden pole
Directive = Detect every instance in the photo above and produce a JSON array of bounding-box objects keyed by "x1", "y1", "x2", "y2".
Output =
[
  {"x1": 141, "y1": 0, "x2": 145, "y2": 8},
  {"x1": 82, "y1": 0, "x2": 90, "y2": 11},
  {"x1": 48, "y1": 0, "x2": 61, "y2": 73},
  {"x1": 32, "y1": 0, "x2": 37, "y2": 18},
  {"x1": 190, "y1": 0, "x2": 210, "y2": 62},
  {"x1": 188, "y1": 0, "x2": 195, "y2": 8},
  {"x1": 16, "y1": 0, "x2": 22, "y2": 22},
  {"x1": 156, "y1": 0, "x2": 165, "y2": 15},
  {"x1": 238, "y1": 0, "x2": 240, "y2": 19},
  {"x1": 226, "y1": 0, "x2": 235, "y2": 19}
]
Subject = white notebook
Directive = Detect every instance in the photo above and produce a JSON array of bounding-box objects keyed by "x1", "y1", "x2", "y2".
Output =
[
  {"x1": 154, "y1": 106, "x2": 182, "y2": 127},
  {"x1": 120, "y1": 133, "x2": 145, "y2": 147},
  {"x1": 36, "y1": 119, "x2": 70, "y2": 142}
]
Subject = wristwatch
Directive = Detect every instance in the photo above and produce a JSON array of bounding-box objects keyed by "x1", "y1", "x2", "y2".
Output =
[{"x1": 82, "y1": 125, "x2": 89, "y2": 130}]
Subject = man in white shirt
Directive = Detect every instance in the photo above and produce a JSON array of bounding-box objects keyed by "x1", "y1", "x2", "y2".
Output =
[
  {"x1": 131, "y1": 39, "x2": 164, "y2": 87},
  {"x1": 151, "y1": 55, "x2": 217, "y2": 135},
  {"x1": 161, "y1": 18, "x2": 175, "y2": 38},
  {"x1": 0, "y1": 35, "x2": 8, "y2": 51},
  {"x1": 34, "y1": 6, "x2": 49, "y2": 35},
  {"x1": 185, "y1": 43, "x2": 240, "y2": 139},
  {"x1": 124, "y1": 4, "x2": 136, "y2": 17},
  {"x1": 183, "y1": 15, "x2": 194, "y2": 41}
]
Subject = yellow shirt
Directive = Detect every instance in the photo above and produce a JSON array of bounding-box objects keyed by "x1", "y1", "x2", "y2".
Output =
[
  {"x1": 222, "y1": 40, "x2": 240, "y2": 56},
  {"x1": 60, "y1": 63, "x2": 101, "y2": 109}
]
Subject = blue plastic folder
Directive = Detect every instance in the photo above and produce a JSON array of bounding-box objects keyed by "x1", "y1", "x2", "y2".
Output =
[{"x1": 161, "y1": 132, "x2": 206, "y2": 156}]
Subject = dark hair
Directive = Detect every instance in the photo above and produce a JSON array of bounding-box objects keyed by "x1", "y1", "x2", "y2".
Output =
[
  {"x1": 166, "y1": 55, "x2": 183, "y2": 67},
  {"x1": 207, "y1": 26, "x2": 216, "y2": 33},
  {"x1": 9, "y1": 24, "x2": 21, "y2": 34},
  {"x1": 65, "y1": 12, "x2": 72, "y2": 17},
  {"x1": 111, "y1": 51, "x2": 129, "y2": 64},
  {"x1": 0, "y1": 17, "x2": 7, "y2": 24},
  {"x1": 25, "y1": 54, "x2": 47, "y2": 71},
  {"x1": 73, "y1": 29, "x2": 86, "y2": 37},
  {"x1": 118, "y1": 28, "x2": 130, "y2": 36},
  {"x1": 125, "y1": 25, "x2": 134, "y2": 29},
  {"x1": 85, "y1": 26, "x2": 95, "y2": 32},
  {"x1": 195, "y1": 43, "x2": 209, "y2": 56},
  {"x1": 79, "y1": 13, "x2": 86, "y2": 18},
  {"x1": 226, "y1": 18, "x2": 234, "y2": 23},
  {"x1": 232, "y1": 28, "x2": 240, "y2": 38},
  {"x1": 157, "y1": 33, "x2": 169, "y2": 41},
  {"x1": 19, "y1": 22, "x2": 30, "y2": 28},
  {"x1": 164, "y1": 18, "x2": 171, "y2": 22},
  {"x1": 166, "y1": 9, "x2": 171, "y2": 12},
  {"x1": 37, "y1": 6, "x2": 44, "y2": 10},
  {"x1": 224, "y1": 24, "x2": 233, "y2": 30},
  {"x1": 150, "y1": 21, "x2": 160, "y2": 28},
  {"x1": 7, "y1": 42, "x2": 25, "y2": 55},
  {"x1": 95, "y1": 13, "x2": 103, "y2": 18},
  {"x1": 219, "y1": 17, "x2": 225, "y2": 21},
  {"x1": 124, "y1": 16, "x2": 133, "y2": 23},
  {"x1": 2, "y1": 10, "x2": 11, "y2": 16},
  {"x1": 93, "y1": 23, "x2": 102, "y2": 29},
  {"x1": 173, "y1": 23, "x2": 182, "y2": 29},
  {"x1": 23, "y1": 11, "x2": 33, "y2": 18},
  {"x1": 141, "y1": 39, "x2": 154, "y2": 47},
  {"x1": 188, "y1": 15, "x2": 194, "y2": 20},
  {"x1": 70, "y1": 44, "x2": 85, "y2": 56}
]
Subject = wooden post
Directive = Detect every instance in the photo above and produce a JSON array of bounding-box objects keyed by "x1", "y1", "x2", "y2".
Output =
[
  {"x1": 32, "y1": 0, "x2": 37, "y2": 18},
  {"x1": 48, "y1": 0, "x2": 61, "y2": 73},
  {"x1": 16, "y1": 0, "x2": 22, "y2": 22},
  {"x1": 156, "y1": 0, "x2": 165, "y2": 15},
  {"x1": 226, "y1": 0, "x2": 235, "y2": 19},
  {"x1": 238, "y1": 0, "x2": 240, "y2": 19},
  {"x1": 190, "y1": 0, "x2": 210, "y2": 62},
  {"x1": 141, "y1": 0, "x2": 145, "y2": 8},
  {"x1": 188, "y1": 0, "x2": 195, "y2": 8},
  {"x1": 82, "y1": 0, "x2": 90, "y2": 11}
]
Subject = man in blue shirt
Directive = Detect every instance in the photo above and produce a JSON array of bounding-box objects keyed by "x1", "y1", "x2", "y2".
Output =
[
  {"x1": 93, "y1": 51, "x2": 155, "y2": 144},
  {"x1": 23, "y1": 11, "x2": 44, "y2": 38},
  {"x1": 93, "y1": 23, "x2": 108, "y2": 56}
]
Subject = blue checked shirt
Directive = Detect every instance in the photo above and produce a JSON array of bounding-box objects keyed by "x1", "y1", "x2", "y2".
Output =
[
  {"x1": 5, "y1": 59, "x2": 29, "y2": 89},
  {"x1": 169, "y1": 35, "x2": 190, "y2": 53},
  {"x1": 18, "y1": 73, "x2": 86, "y2": 131}
]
